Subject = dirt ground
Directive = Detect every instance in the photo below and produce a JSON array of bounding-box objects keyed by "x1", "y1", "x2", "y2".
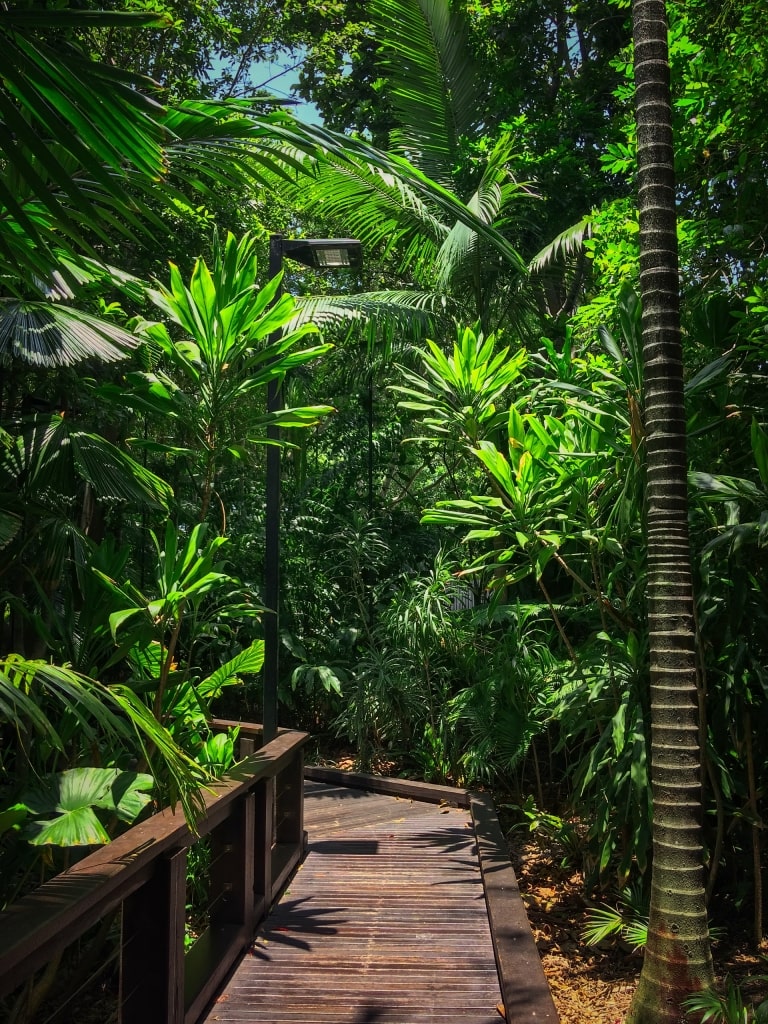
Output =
[
  {"x1": 513, "y1": 833, "x2": 768, "y2": 1023},
  {"x1": 513, "y1": 834, "x2": 640, "y2": 1023}
]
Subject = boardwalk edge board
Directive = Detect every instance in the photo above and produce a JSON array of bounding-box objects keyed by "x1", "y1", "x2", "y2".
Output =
[{"x1": 470, "y1": 793, "x2": 560, "y2": 1023}]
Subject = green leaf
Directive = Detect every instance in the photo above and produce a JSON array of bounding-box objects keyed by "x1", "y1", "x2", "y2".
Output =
[
  {"x1": 611, "y1": 702, "x2": 627, "y2": 756},
  {"x1": 508, "y1": 405, "x2": 525, "y2": 447},
  {"x1": 529, "y1": 215, "x2": 595, "y2": 275},
  {"x1": 21, "y1": 768, "x2": 153, "y2": 846},
  {"x1": 690, "y1": 471, "x2": 764, "y2": 503},
  {"x1": 535, "y1": 546, "x2": 554, "y2": 578},
  {"x1": 598, "y1": 325, "x2": 624, "y2": 364},
  {"x1": 199, "y1": 642, "x2": 265, "y2": 698},
  {"x1": 684, "y1": 354, "x2": 732, "y2": 397},
  {"x1": 374, "y1": 0, "x2": 483, "y2": 189},
  {"x1": 751, "y1": 417, "x2": 768, "y2": 489},
  {"x1": 69, "y1": 431, "x2": 173, "y2": 509},
  {"x1": 582, "y1": 905, "x2": 623, "y2": 946},
  {"x1": 0, "y1": 804, "x2": 28, "y2": 836},
  {"x1": 108, "y1": 606, "x2": 147, "y2": 640},
  {"x1": 0, "y1": 301, "x2": 138, "y2": 367},
  {"x1": 25, "y1": 806, "x2": 109, "y2": 847},
  {"x1": 317, "y1": 665, "x2": 344, "y2": 694}
]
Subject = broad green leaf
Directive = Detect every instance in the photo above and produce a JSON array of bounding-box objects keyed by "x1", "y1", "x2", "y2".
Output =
[
  {"x1": 108, "y1": 606, "x2": 147, "y2": 640},
  {"x1": 317, "y1": 665, "x2": 344, "y2": 694},
  {"x1": 535, "y1": 546, "x2": 555, "y2": 579},
  {"x1": 199, "y1": 642, "x2": 265, "y2": 698},
  {"x1": 630, "y1": 729, "x2": 647, "y2": 794},
  {"x1": 129, "y1": 641, "x2": 163, "y2": 680},
  {"x1": 21, "y1": 768, "x2": 153, "y2": 846},
  {"x1": 598, "y1": 324, "x2": 624, "y2": 364},
  {"x1": 508, "y1": 405, "x2": 525, "y2": 447},
  {"x1": 516, "y1": 449, "x2": 533, "y2": 489},
  {"x1": 684, "y1": 354, "x2": 732, "y2": 397},
  {"x1": 25, "y1": 806, "x2": 109, "y2": 847},
  {"x1": 689, "y1": 471, "x2": 763, "y2": 503},
  {"x1": 474, "y1": 442, "x2": 516, "y2": 494},
  {"x1": 611, "y1": 702, "x2": 627, "y2": 756}
]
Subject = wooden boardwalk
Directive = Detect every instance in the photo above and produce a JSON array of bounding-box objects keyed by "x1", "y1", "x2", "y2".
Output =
[{"x1": 202, "y1": 775, "x2": 558, "y2": 1024}]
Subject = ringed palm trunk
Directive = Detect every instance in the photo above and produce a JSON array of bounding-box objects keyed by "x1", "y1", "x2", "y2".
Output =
[{"x1": 627, "y1": 1, "x2": 715, "y2": 1021}]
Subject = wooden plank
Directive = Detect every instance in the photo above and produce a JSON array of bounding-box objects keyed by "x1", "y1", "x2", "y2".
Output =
[
  {"x1": 276, "y1": 749, "x2": 304, "y2": 846},
  {"x1": 303, "y1": 765, "x2": 472, "y2": 807},
  {"x1": 253, "y1": 779, "x2": 273, "y2": 913},
  {"x1": 201, "y1": 784, "x2": 502, "y2": 1024},
  {"x1": 471, "y1": 794, "x2": 560, "y2": 1023}
]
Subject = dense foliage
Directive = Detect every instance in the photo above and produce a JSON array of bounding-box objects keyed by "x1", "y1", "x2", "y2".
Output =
[{"x1": 1, "y1": 0, "x2": 767, "y2": 1019}]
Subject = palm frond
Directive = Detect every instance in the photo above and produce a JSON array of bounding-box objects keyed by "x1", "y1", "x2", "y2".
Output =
[
  {"x1": 0, "y1": 301, "x2": 139, "y2": 366},
  {"x1": 529, "y1": 215, "x2": 595, "y2": 274},
  {"x1": 0, "y1": 656, "x2": 208, "y2": 823},
  {"x1": 433, "y1": 137, "x2": 529, "y2": 305},
  {"x1": 162, "y1": 101, "x2": 310, "y2": 197},
  {"x1": 277, "y1": 150, "x2": 449, "y2": 277},
  {"x1": 292, "y1": 290, "x2": 452, "y2": 339},
  {"x1": 0, "y1": 7, "x2": 170, "y2": 282},
  {"x1": 256, "y1": 117, "x2": 529, "y2": 274},
  {"x1": 68, "y1": 431, "x2": 173, "y2": 510},
  {"x1": 0, "y1": 416, "x2": 172, "y2": 534},
  {"x1": 373, "y1": 0, "x2": 482, "y2": 187}
]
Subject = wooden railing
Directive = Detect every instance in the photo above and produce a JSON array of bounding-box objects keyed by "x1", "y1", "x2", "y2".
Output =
[{"x1": 0, "y1": 724, "x2": 308, "y2": 1024}]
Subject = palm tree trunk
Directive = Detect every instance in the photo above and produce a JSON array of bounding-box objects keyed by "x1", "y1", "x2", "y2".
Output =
[{"x1": 627, "y1": 1, "x2": 715, "y2": 1020}]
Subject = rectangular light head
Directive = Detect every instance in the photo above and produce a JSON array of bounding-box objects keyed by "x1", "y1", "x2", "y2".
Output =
[{"x1": 280, "y1": 237, "x2": 363, "y2": 272}]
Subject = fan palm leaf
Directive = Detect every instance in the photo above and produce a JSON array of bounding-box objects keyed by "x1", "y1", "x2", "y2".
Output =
[
  {"x1": 0, "y1": 412, "x2": 172, "y2": 558},
  {"x1": 0, "y1": 301, "x2": 139, "y2": 367}
]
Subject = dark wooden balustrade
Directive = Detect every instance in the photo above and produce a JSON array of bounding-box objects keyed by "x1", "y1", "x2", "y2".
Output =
[{"x1": 0, "y1": 725, "x2": 309, "y2": 1024}]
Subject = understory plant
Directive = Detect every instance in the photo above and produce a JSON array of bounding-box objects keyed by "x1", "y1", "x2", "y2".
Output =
[
  {"x1": 582, "y1": 882, "x2": 649, "y2": 951},
  {"x1": 684, "y1": 979, "x2": 768, "y2": 1024}
]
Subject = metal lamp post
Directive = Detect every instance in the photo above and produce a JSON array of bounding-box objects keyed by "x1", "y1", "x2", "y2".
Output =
[{"x1": 263, "y1": 235, "x2": 363, "y2": 744}]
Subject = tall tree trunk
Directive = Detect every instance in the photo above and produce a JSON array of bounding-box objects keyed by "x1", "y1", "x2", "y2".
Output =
[{"x1": 627, "y1": 1, "x2": 715, "y2": 1021}]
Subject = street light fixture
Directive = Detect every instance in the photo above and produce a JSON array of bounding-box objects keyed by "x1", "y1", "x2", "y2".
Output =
[
  {"x1": 277, "y1": 238, "x2": 364, "y2": 272},
  {"x1": 263, "y1": 235, "x2": 363, "y2": 745}
]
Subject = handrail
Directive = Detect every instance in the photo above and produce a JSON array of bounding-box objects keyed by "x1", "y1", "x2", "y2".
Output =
[{"x1": 0, "y1": 725, "x2": 309, "y2": 1024}]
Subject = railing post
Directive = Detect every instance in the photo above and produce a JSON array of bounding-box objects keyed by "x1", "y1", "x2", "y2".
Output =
[
  {"x1": 120, "y1": 848, "x2": 186, "y2": 1024},
  {"x1": 276, "y1": 745, "x2": 304, "y2": 848},
  {"x1": 238, "y1": 733, "x2": 256, "y2": 759},
  {"x1": 253, "y1": 778, "x2": 273, "y2": 921},
  {"x1": 209, "y1": 793, "x2": 256, "y2": 940}
]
